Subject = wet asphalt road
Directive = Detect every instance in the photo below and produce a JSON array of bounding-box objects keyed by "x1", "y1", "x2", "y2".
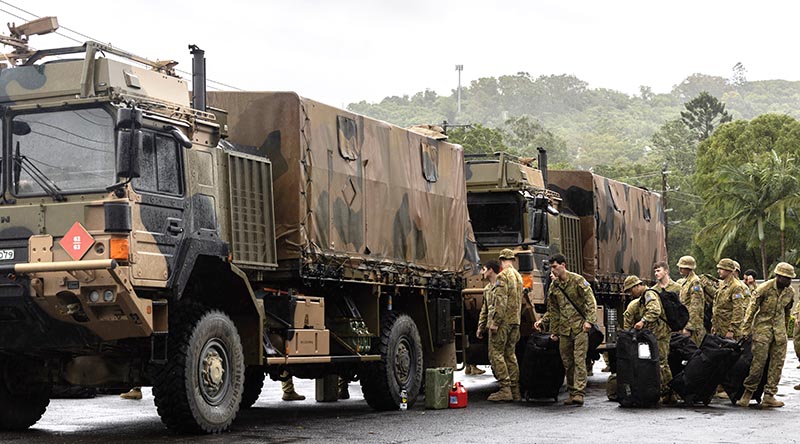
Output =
[{"x1": 2, "y1": 343, "x2": 800, "y2": 444}]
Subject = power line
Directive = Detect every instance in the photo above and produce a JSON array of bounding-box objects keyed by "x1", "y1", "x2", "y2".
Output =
[{"x1": 0, "y1": 1, "x2": 243, "y2": 91}]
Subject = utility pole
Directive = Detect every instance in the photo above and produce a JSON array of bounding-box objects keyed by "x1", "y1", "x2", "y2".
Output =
[
  {"x1": 662, "y1": 163, "x2": 668, "y2": 248},
  {"x1": 455, "y1": 64, "x2": 463, "y2": 115}
]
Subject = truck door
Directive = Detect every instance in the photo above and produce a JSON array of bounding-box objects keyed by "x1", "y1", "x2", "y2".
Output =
[{"x1": 130, "y1": 130, "x2": 186, "y2": 283}]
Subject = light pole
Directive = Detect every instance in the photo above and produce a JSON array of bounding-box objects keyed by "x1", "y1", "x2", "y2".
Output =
[{"x1": 455, "y1": 64, "x2": 463, "y2": 115}]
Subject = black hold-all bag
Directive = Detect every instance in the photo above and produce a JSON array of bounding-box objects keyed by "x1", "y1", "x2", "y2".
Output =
[
  {"x1": 648, "y1": 289, "x2": 689, "y2": 332},
  {"x1": 519, "y1": 333, "x2": 566, "y2": 401},
  {"x1": 668, "y1": 332, "x2": 699, "y2": 377},
  {"x1": 552, "y1": 283, "x2": 604, "y2": 358},
  {"x1": 721, "y1": 337, "x2": 769, "y2": 405},
  {"x1": 616, "y1": 329, "x2": 661, "y2": 408},
  {"x1": 669, "y1": 334, "x2": 741, "y2": 406}
]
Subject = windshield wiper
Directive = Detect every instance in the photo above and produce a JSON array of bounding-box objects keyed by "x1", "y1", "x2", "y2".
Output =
[{"x1": 13, "y1": 141, "x2": 65, "y2": 202}]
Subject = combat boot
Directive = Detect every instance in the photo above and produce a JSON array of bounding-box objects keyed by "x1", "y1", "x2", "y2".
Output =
[
  {"x1": 736, "y1": 390, "x2": 753, "y2": 407},
  {"x1": 794, "y1": 383, "x2": 800, "y2": 391},
  {"x1": 761, "y1": 394, "x2": 784, "y2": 408},
  {"x1": 120, "y1": 387, "x2": 142, "y2": 400},
  {"x1": 282, "y1": 390, "x2": 306, "y2": 401},
  {"x1": 487, "y1": 387, "x2": 513, "y2": 402},
  {"x1": 511, "y1": 386, "x2": 521, "y2": 402},
  {"x1": 563, "y1": 395, "x2": 576, "y2": 405},
  {"x1": 571, "y1": 394, "x2": 584, "y2": 406},
  {"x1": 466, "y1": 364, "x2": 485, "y2": 375}
]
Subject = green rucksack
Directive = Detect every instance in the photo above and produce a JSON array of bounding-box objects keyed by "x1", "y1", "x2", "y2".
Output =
[{"x1": 698, "y1": 274, "x2": 719, "y2": 332}]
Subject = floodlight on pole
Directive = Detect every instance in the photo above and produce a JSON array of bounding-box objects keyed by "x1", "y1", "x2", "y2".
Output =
[{"x1": 455, "y1": 64, "x2": 463, "y2": 114}]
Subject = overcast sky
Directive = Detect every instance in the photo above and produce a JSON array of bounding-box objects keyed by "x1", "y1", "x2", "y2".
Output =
[{"x1": 7, "y1": 1, "x2": 800, "y2": 109}]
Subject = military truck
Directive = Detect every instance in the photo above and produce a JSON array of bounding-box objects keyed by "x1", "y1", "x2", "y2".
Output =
[
  {"x1": 0, "y1": 18, "x2": 473, "y2": 433},
  {"x1": 462, "y1": 151, "x2": 667, "y2": 365}
]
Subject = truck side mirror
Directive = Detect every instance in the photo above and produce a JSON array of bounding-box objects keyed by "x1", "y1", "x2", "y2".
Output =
[{"x1": 116, "y1": 129, "x2": 142, "y2": 179}]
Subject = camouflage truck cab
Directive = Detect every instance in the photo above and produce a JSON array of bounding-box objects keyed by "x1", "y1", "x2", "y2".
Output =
[
  {"x1": 463, "y1": 153, "x2": 668, "y2": 368},
  {"x1": 0, "y1": 18, "x2": 473, "y2": 434}
]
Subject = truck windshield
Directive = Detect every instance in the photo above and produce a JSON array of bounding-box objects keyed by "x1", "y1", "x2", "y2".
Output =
[
  {"x1": 9, "y1": 108, "x2": 115, "y2": 197},
  {"x1": 467, "y1": 192, "x2": 523, "y2": 246}
]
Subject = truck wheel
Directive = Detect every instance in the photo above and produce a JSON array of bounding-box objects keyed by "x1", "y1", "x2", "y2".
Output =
[
  {"x1": 240, "y1": 366, "x2": 265, "y2": 409},
  {"x1": 359, "y1": 312, "x2": 423, "y2": 410},
  {"x1": 152, "y1": 304, "x2": 244, "y2": 434},
  {"x1": 0, "y1": 359, "x2": 50, "y2": 430}
]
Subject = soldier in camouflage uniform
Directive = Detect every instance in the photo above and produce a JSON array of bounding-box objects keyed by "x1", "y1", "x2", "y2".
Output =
[
  {"x1": 794, "y1": 291, "x2": 800, "y2": 384},
  {"x1": 651, "y1": 261, "x2": 681, "y2": 294},
  {"x1": 737, "y1": 262, "x2": 797, "y2": 408},
  {"x1": 476, "y1": 260, "x2": 513, "y2": 402},
  {"x1": 712, "y1": 258, "x2": 749, "y2": 339},
  {"x1": 622, "y1": 275, "x2": 672, "y2": 402},
  {"x1": 498, "y1": 249, "x2": 523, "y2": 401},
  {"x1": 676, "y1": 256, "x2": 705, "y2": 346},
  {"x1": 534, "y1": 253, "x2": 596, "y2": 406}
]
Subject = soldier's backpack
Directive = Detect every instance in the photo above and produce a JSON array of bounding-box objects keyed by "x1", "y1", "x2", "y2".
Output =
[
  {"x1": 519, "y1": 333, "x2": 565, "y2": 402},
  {"x1": 669, "y1": 334, "x2": 741, "y2": 406},
  {"x1": 699, "y1": 274, "x2": 719, "y2": 332},
  {"x1": 646, "y1": 289, "x2": 689, "y2": 332},
  {"x1": 616, "y1": 329, "x2": 661, "y2": 408},
  {"x1": 721, "y1": 337, "x2": 769, "y2": 405}
]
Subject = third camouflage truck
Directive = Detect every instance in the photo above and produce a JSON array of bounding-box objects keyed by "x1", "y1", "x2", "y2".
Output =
[
  {"x1": 462, "y1": 151, "x2": 667, "y2": 371},
  {"x1": 0, "y1": 18, "x2": 473, "y2": 433}
]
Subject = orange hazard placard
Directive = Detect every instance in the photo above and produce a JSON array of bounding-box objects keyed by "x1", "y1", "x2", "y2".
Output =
[{"x1": 59, "y1": 222, "x2": 95, "y2": 261}]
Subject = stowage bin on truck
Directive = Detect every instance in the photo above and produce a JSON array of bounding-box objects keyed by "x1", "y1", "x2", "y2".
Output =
[{"x1": 0, "y1": 18, "x2": 473, "y2": 434}]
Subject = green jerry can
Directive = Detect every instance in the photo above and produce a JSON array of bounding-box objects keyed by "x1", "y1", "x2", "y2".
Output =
[{"x1": 425, "y1": 367, "x2": 454, "y2": 409}]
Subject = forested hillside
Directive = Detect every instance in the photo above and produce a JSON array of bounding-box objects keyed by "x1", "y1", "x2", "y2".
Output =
[{"x1": 347, "y1": 69, "x2": 800, "y2": 278}]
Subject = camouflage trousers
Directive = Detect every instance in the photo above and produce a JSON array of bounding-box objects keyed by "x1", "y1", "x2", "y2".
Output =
[
  {"x1": 744, "y1": 333, "x2": 787, "y2": 395},
  {"x1": 559, "y1": 331, "x2": 588, "y2": 396},
  {"x1": 656, "y1": 334, "x2": 672, "y2": 395},
  {"x1": 488, "y1": 324, "x2": 520, "y2": 389},
  {"x1": 689, "y1": 328, "x2": 705, "y2": 349}
]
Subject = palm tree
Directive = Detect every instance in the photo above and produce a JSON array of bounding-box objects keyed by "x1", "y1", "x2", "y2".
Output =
[
  {"x1": 699, "y1": 158, "x2": 777, "y2": 278},
  {"x1": 762, "y1": 151, "x2": 800, "y2": 261}
]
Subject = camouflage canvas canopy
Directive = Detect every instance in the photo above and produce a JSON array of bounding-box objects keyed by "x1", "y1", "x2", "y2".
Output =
[
  {"x1": 207, "y1": 92, "x2": 470, "y2": 276},
  {"x1": 548, "y1": 170, "x2": 667, "y2": 280}
]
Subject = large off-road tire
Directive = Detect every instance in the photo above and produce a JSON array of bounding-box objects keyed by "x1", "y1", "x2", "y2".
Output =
[
  {"x1": 240, "y1": 366, "x2": 266, "y2": 409},
  {"x1": 0, "y1": 359, "x2": 50, "y2": 430},
  {"x1": 359, "y1": 312, "x2": 423, "y2": 410},
  {"x1": 152, "y1": 303, "x2": 244, "y2": 434}
]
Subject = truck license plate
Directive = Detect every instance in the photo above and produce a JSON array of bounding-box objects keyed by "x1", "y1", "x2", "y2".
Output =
[{"x1": 0, "y1": 250, "x2": 14, "y2": 260}]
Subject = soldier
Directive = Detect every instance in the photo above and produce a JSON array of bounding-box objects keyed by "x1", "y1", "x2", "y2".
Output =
[
  {"x1": 476, "y1": 260, "x2": 514, "y2": 402},
  {"x1": 534, "y1": 253, "x2": 596, "y2": 406},
  {"x1": 622, "y1": 275, "x2": 672, "y2": 403},
  {"x1": 651, "y1": 261, "x2": 681, "y2": 294},
  {"x1": 794, "y1": 290, "x2": 800, "y2": 383},
  {"x1": 712, "y1": 258, "x2": 749, "y2": 339},
  {"x1": 743, "y1": 269, "x2": 758, "y2": 292},
  {"x1": 737, "y1": 262, "x2": 797, "y2": 408},
  {"x1": 498, "y1": 248, "x2": 523, "y2": 401},
  {"x1": 676, "y1": 256, "x2": 705, "y2": 346}
]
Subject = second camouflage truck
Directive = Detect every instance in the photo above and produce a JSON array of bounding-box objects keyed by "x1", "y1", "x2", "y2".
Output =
[
  {"x1": 462, "y1": 152, "x2": 667, "y2": 369},
  {"x1": 0, "y1": 18, "x2": 473, "y2": 433}
]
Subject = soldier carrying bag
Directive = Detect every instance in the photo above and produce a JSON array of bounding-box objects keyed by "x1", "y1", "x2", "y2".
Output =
[
  {"x1": 646, "y1": 288, "x2": 689, "y2": 332},
  {"x1": 552, "y1": 283, "x2": 604, "y2": 354}
]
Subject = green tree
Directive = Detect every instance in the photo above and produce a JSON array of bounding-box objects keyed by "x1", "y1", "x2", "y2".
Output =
[
  {"x1": 502, "y1": 116, "x2": 569, "y2": 163},
  {"x1": 681, "y1": 92, "x2": 733, "y2": 141},
  {"x1": 447, "y1": 124, "x2": 507, "y2": 155},
  {"x1": 699, "y1": 161, "x2": 774, "y2": 278},
  {"x1": 762, "y1": 151, "x2": 800, "y2": 260}
]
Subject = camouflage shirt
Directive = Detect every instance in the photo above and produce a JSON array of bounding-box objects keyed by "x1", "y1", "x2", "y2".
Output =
[
  {"x1": 624, "y1": 289, "x2": 669, "y2": 339},
  {"x1": 678, "y1": 271, "x2": 705, "y2": 333},
  {"x1": 712, "y1": 275, "x2": 749, "y2": 337},
  {"x1": 543, "y1": 271, "x2": 597, "y2": 336},
  {"x1": 499, "y1": 266, "x2": 523, "y2": 325},
  {"x1": 477, "y1": 279, "x2": 508, "y2": 331},
  {"x1": 650, "y1": 279, "x2": 681, "y2": 294},
  {"x1": 741, "y1": 279, "x2": 796, "y2": 339}
]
